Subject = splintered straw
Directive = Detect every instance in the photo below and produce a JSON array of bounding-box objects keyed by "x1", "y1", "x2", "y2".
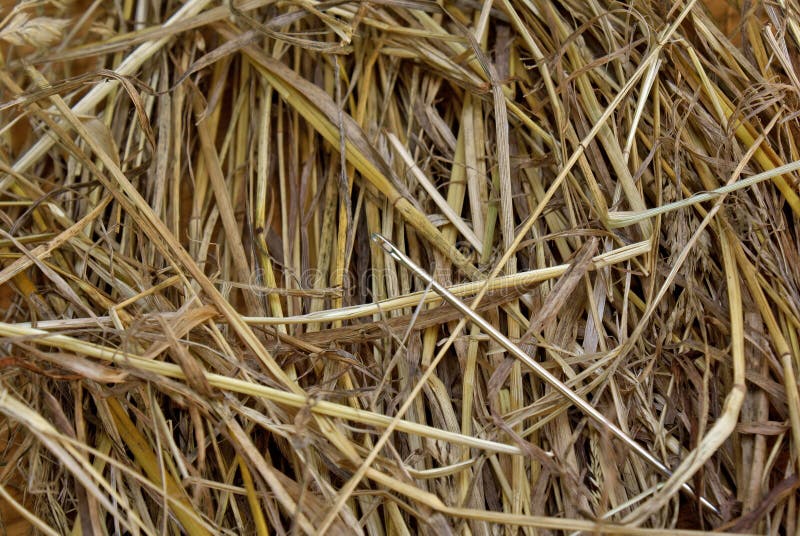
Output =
[{"x1": 371, "y1": 232, "x2": 720, "y2": 516}]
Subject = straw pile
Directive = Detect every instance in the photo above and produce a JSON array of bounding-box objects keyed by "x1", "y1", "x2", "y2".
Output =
[{"x1": 1, "y1": 0, "x2": 799, "y2": 533}]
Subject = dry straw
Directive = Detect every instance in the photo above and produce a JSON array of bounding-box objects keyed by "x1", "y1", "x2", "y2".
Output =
[{"x1": 0, "y1": 0, "x2": 799, "y2": 533}]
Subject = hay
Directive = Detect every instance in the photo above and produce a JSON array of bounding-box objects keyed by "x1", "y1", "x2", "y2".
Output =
[{"x1": 0, "y1": 0, "x2": 798, "y2": 533}]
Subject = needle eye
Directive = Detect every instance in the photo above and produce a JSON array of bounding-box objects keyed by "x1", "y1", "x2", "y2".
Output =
[{"x1": 371, "y1": 233, "x2": 400, "y2": 259}]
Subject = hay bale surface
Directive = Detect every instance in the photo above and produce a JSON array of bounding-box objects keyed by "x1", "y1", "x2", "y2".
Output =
[{"x1": 1, "y1": 0, "x2": 799, "y2": 533}]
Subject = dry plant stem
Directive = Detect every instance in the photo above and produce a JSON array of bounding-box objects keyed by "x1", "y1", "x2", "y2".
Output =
[
  {"x1": 20, "y1": 66, "x2": 386, "y2": 528},
  {"x1": 0, "y1": 481, "x2": 58, "y2": 536},
  {"x1": 728, "y1": 228, "x2": 800, "y2": 477},
  {"x1": 1, "y1": 0, "x2": 214, "y2": 189},
  {"x1": 482, "y1": 0, "x2": 700, "y2": 285},
  {"x1": 594, "y1": 71, "x2": 785, "y2": 523},
  {"x1": 244, "y1": 239, "x2": 650, "y2": 325},
  {"x1": 372, "y1": 233, "x2": 719, "y2": 514},
  {"x1": 387, "y1": 133, "x2": 482, "y2": 251},
  {"x1": 0, "y1": 322, "x2": 521, "y2": 457},
  {"x1": 191, "y1": 90, "x2": 259, "y2": 315},
  {"x1": 0, "y1": 387, "x2": 147, "y2": 534},
  {"x1": 4, "y1": 0, "x2": 800, "y2": 531},
  {"x1": 621, "y1": 222, "x2": 746, "y2": 525},
  {"x1": 0, "y1": 196, "x2": 111, "y2": 286},
  {"x1": 106, "y1": 399, "x2": 213, "y2": 536},
  {"x1": 22, "y1": 65, "x2": 315, "y2": 411},
  {"x1": 317, "y1": 4, "x2": 700, "y2": 529},
  {"x1": 215, "y1": 24, "x2": 483, "y2": 279},
  {"x1": 607, "y1": 159, "x2": 800, "y2": 228}
]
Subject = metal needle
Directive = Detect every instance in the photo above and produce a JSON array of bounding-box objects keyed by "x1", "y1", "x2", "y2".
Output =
[{"x1": 371, "y1": 233, "x2": 720, "y2": 515}]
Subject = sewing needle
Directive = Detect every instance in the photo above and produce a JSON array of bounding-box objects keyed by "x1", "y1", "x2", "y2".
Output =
[{"x1": 371, "y1": 232, "x2": 719, "y2": 515}]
